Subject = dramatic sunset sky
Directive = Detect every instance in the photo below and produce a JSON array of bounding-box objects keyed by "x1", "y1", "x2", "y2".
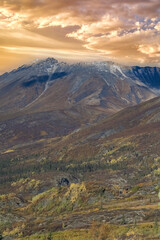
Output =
[{"x1": 0, "y1": 0, "x2": 160, "y2": 72}]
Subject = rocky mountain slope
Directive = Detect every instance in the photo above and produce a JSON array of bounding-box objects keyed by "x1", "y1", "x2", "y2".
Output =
[
  {"x1": 0, "y1": 58, "x2": 160, "y2": 151},
  {"x1": 0, "y1": 58, "x2": 159, "y2": 116}
]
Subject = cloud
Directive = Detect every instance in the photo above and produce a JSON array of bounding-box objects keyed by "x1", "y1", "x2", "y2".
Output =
[
  {"x1": 67, "y1": 15, "x2": 125, "y2": 41},
  {"x1": 138, "y1": 44, "x2": 160, "y2": 57},
  {"x1": 67, "y1": 14, "x2": 160, "y2": 65},
  {"x1": 0, "y1": 0, "x2": 159, "y2": 28},
  {"x1": 0, "y1": 0, "x2": 159, "y2": 70}
]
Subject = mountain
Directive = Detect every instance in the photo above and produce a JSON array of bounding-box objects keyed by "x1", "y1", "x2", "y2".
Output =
[
  {"x1": 0, "y1": 58, "x2": 160, "y2": 239},
  {"x1": 0, "y1": 58, "x2": 159, "y2": 116},
  {"x1": 0, "y1": 58, "x2": 160, "y2": 151}
]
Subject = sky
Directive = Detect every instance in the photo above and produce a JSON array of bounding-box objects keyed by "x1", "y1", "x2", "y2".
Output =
[{"x1": 0, "y1": 0, "x2": 160, "y2": 73}]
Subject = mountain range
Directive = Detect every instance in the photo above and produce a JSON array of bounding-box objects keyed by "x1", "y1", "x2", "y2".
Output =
[
  {"x1": 0, "y1": 58, "x2": 160, "y2": 150},
  {"x1": 1, "y1": 58, "x2": 160, "y2": 115}
]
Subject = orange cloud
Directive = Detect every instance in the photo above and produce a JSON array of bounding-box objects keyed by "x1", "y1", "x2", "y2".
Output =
[{"x1": 0, "y1": 0, "x2": 159, "y2": 72}]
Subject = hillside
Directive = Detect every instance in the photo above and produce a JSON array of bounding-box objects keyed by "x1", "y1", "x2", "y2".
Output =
[{"x1": 0, "y1": 92, "x2": 160, "y2": 239}]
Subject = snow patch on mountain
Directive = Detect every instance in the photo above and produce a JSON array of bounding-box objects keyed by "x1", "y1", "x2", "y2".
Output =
[
  {"x1": 22, "y1": 62, "x2": 58, "y2": 110},
  {"x1": 110, "y1": 65, "x2": 127, "y2": 79}
]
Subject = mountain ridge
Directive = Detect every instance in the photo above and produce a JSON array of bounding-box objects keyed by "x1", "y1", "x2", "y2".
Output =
[
  {"x1": 0, "y1": 57, "x2": 159, "y2": 151},
  {"x1": 0, "y1": 57, "x2": 159, "y2": 114}
]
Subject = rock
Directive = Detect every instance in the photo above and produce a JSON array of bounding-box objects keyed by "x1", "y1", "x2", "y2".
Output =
[{"x1": 58, "y1": 178, "x2": 70, "y2": 187}]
